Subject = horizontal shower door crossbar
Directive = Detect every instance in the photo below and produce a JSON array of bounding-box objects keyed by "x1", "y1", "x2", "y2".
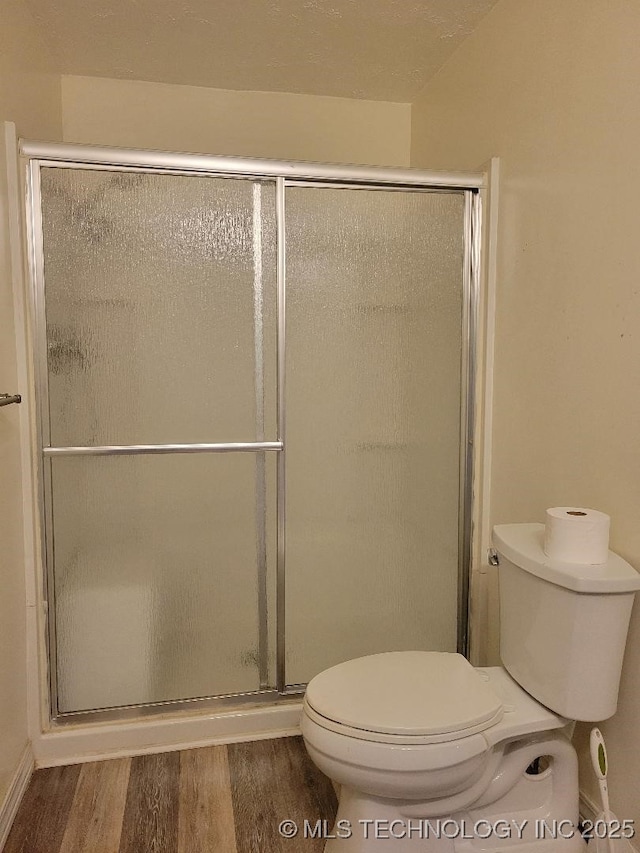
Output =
[{"x1": 43, "y1": 441, "x2": 283, "y2": 457}]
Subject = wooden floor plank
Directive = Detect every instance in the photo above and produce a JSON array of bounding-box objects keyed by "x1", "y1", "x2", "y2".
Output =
[
  {"x1": 4, "y1": 764, "x2": 82, "y2": 853},
  {"x1": 280, "y1": 736, "x2": 338, "y2": 825},
  {"x1": 58, "y1": 758, "x2": 131, "y2": 853},
  {"x1": 228, "y1": 736, "x2": 337, "y2": 853},
  {"x1": 6, "y1": 737, "x2": 336, "y2": 853},
  {"x1": 118, "y1": 751, "x2": 180, "y2": 853},
  {"x1": 177, "y1": 745, "x2": 237, "y2": 853}
]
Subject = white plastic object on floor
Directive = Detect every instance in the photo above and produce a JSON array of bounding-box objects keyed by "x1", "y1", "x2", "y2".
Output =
[{"x1": 590, "y1": 728, "x2": 619, "y2": 853}]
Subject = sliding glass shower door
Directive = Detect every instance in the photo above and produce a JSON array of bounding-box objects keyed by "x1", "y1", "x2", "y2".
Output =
[
  {"x1": 36, "y1": 167, "x2": 278, "y2": 713},
  {"x1": 29, "y1": 151, "x2": 477, "y2": 719},
  {"x1": 284, "y1": 186, "x2": 466, "y2": 685}
]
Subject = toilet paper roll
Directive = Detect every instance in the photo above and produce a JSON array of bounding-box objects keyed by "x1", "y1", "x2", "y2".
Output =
[{"x1": 543, "y1": 507, "x2": 610, "y2": 564}]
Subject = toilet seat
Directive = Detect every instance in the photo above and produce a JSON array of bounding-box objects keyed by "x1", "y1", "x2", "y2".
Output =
[{"x1": 304, "y1": 651, "x2": 504, "y2": 745}]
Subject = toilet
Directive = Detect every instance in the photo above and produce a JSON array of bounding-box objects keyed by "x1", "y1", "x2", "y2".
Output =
[{"x1": 302, "y1": 523, "x2": 640, "y2": 852}]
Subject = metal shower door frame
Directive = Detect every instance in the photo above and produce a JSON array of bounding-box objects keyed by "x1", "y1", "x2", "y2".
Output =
[{"x1": 22, "y1": 141, "x2": 483, "y2": 724}]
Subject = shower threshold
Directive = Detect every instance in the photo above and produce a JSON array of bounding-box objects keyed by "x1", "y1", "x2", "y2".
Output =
[
  {"x1": 52, "y1": 687, "x2": 305, "y2": 727},
  {"x1": 37, "y1": 693, "x2": 304, "y2": 769}
]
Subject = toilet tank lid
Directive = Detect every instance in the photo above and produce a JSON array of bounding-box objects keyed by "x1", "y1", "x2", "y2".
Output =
[
  {"x1": 304, "y1": 652, "x2": 503, "y2": 738},
  {"x1": 493, "y1": 523, "x2": 640, "y2": 593}
]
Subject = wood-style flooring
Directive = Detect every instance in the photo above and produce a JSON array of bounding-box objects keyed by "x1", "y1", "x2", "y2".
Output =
[{"x1": 5, "y1": 736, "x2": 337, "y2": 853}]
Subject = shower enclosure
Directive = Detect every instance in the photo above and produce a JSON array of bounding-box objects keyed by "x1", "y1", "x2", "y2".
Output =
[{"x1": 24, "y1": 143, "x2": 481, "y2": 722}]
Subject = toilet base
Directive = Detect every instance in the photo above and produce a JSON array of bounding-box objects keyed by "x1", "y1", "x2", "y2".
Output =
[
  {"x1": 316, "y1": 732, "x2": 586, "y2": 853},
  {"x1": 323, "y1": 786, "x2": 587, "y2": 853}
]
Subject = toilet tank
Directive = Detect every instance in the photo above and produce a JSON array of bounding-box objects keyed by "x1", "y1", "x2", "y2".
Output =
[{"x1": 493, "y1": 523, "x2": 640, "y2": 721}]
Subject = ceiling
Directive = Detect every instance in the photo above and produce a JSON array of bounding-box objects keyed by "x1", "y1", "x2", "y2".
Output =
[{"x1": 25, "y1": 0, "x2": 498, "y2": 102}]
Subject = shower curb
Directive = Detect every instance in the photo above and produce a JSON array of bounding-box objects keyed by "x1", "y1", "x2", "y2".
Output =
[{"x1": 32, "y1": 702, "x2": 302, "y2": 768}]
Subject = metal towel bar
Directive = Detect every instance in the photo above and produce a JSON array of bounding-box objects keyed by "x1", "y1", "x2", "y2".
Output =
[{"x1": 0, "y1": 393, "x2": 21, "y2": 407}]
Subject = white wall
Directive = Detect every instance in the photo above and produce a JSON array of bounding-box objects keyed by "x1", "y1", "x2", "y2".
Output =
[
  {"x1": 411, "y1": 0, "x2": 640, "y2": 831},
  {"x1": 0, "y1": 0, "x2": 61, "y2": 806},
  {"x1": 62, "y1": 75, "x2": 411, "y2": 167}
]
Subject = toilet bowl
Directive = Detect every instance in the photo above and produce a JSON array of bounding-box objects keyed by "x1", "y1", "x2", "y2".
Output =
[
  {"x1": 302, "y1": 524, "x2": 640, "y2": 852},
  {"x1": 302, "y1": 656, "x2": 579, "y2": 851}
]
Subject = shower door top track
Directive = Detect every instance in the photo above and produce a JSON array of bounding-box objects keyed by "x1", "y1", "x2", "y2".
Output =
[
  {"x1": 23, "y1": 139, "x2": 484, "y2": 725},
  {"x1": 21, "y1": 139, "x2": 486, "y2": 190}
]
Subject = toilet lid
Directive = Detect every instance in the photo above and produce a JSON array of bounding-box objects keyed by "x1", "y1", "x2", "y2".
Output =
[{"x1": 305, "y1": 652, "x2": 503, "y2": 738}]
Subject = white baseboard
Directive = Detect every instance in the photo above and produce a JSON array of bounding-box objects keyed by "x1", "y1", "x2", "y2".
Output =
[
  {"x1": 579, "y1": 789, "x2": 638, "y2": 853},
  {"x1": 0, "y1": 743, "x2": 34, "y2": 851}
]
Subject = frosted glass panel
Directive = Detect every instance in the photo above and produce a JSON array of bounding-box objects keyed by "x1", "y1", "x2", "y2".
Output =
[
  {"x1": 285, "y1": 187, "x2": 466, "y2": 685},
  {"x1": 51, "y1": 453, "x2": 276, "y2": 712},
  {"x1": 40, "y1": 168, "x2": 276, "y2": 446}
]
